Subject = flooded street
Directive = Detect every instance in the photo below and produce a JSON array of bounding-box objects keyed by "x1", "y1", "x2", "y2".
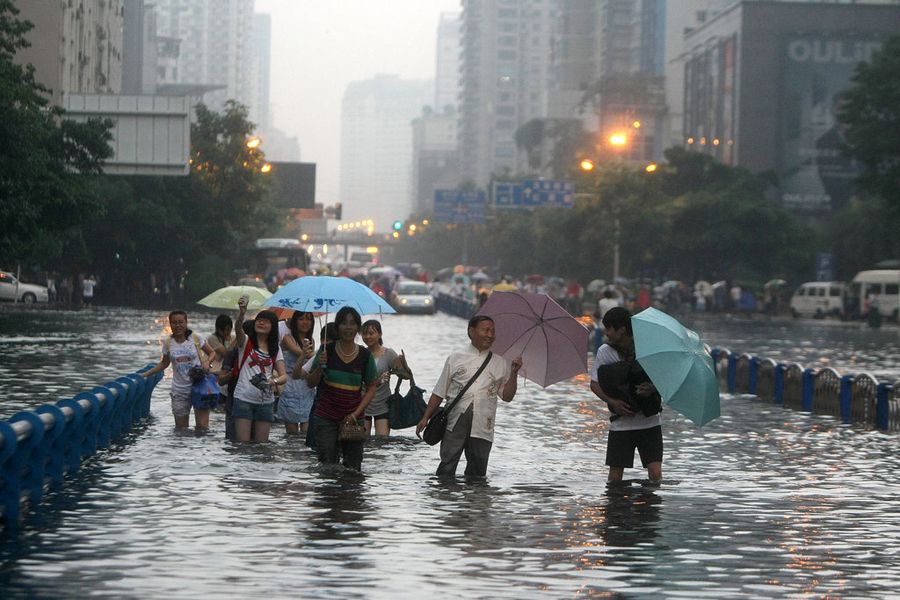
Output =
[{"x1": 1, "y1": 305, "x2": 899, "y2": 598}]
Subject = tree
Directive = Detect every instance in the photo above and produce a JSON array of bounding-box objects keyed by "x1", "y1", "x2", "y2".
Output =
[
  {"x1": 0, "y1": 0, "x2": 113, "y2": 267},
  {"x1": 839, "y1": 34, "x2": 900, "y2": 211},
  {"x1": 81, "y1": 101, "x2": 276, "y2": 304}
]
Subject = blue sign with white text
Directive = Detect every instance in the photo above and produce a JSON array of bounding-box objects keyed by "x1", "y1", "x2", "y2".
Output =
[
  {"x1": 493, "y1": 180, "x2": 574, "y2": 208},
  {"x1": 433, "y1": 190, "x2": 487, "y2": 224}
]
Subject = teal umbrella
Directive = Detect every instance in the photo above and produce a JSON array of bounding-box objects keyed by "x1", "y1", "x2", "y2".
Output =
[{"x1": 632, "y1": 307, "x2": 720, "y2": 426}]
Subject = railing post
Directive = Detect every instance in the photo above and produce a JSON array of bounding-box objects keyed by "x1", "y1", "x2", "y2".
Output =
[
  {"x1": 727, "y1": 352, "x2": 738, "y2": 393},
  {"x1": 876, "y1": 383, "x2": 891, "y2": 430},
  {"x1": 0, "y1": 421, "x2": 19, "y2": 524},
  {"x1": 840, "y1": 375, "x2": 854, "y2": 424},
  {"x1": 34, "y1": 404, "x2": 67, "y2": 488},
  {"x1": 748, "y1": 356, "x2": 760, "y2": 395},
  {"x1": 74, "y1": 392, "x2": 102, "y2": 457},
  {"x1": 8, "y1": 412, "x2": 47, "y2": 508},
  {"x1": 94, "y1": 385, "x2": 115, "y2": 449},
  {"x1": 106, "y1": 381, "x2": 129, "y2": 439},
  {"x1": 56, "y1": 398, "x2": 86, "y2": 474},
  {"x1": 802, "y1": 368, "x2": 816, "y2": 411},
  {"x1": 774, "y1": 363, "x2": 786, "y2": 405}
]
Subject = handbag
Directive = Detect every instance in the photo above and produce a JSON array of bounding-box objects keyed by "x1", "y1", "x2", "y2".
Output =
[
  {"x1": 387, "y1": 377, "x2": 427, "y2": 430},
  {"x1": 339, "y1": 417, "x2": 367, "y2": 442},
  {"x1": 191, "y1": 373, "x2": 221, "y2": 409},
  {"x1": 422, "y1": 352, "x2": 492, "y2": 446}
]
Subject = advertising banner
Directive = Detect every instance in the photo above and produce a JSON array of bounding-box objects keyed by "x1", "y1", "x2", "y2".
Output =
[{"x1": 778, "y1": 36, "x2": 883, "y2": 212}]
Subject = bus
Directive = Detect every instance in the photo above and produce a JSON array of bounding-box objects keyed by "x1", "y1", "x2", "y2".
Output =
[{"x1": 241, "y1": 238, "x2": 309, "y2": 288}]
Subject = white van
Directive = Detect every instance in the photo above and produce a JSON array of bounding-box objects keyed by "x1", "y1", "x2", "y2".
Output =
[
  {"x1": 789, "y1": 282, "x2": 847, "y2": 319},
  {"x1": 851, "y1": 270, "x2": 900, "y2": 320}
]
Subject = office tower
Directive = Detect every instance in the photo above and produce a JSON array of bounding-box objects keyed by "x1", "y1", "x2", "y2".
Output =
[
  {"x1": 458, "y1": 0, "x2": 556, "y2": 185},
  {"x1": 339, "y1": 75, "x2": 433, "y2": 230},
  {"x1": 435, "y1": 12, "x2": 461, "y2": 112},
  {"x1": 14, "y1": 0, "x2": 124, "y2": 105}
]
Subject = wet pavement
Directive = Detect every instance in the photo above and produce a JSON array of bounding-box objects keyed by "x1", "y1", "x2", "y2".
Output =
[{"x1": 0, "y1": 305, "x2": 898, "y2": 598}]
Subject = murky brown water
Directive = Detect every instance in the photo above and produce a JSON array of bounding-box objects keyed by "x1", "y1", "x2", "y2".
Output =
[{"x1": 1, "y1": 305, "x2": 898, "y2": 598}]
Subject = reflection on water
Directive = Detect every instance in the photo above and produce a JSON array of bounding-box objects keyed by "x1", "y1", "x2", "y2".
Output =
[{"x1": 1, "y1": 305, "x2": 899, "y2": 597}]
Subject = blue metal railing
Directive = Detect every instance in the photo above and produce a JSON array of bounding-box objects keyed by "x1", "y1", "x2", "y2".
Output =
[
  {"x1": 711, "y1": 348, "x2": 897, "y2": 432},
  {"x1": 0, "y1": 365, "x2": 162, "y2": 526}
]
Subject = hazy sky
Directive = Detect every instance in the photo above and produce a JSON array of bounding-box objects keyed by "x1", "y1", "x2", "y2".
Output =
[{"x1": 255, "y1": 0, "x2": 461, "y2": 208}]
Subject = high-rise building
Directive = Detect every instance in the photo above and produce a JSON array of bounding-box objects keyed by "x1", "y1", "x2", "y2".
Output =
[
  {"x1": 249, "y1": 13, "x2": 271, "y2": 132},
  {"x1": 339, "y1": 75, "x2": 433, "y2": 230},
  {"x1": 153, "y1": 0, "x2": 255, "y2": 112},
  {"x1": 435, "y1": 12, "x2": 461, "y2": 112},
  {"x1": 14, "y1": 0, "x2": 124, "y2": 105},
  {"x1": 680, "y1": 1, "x2": 900, "y2": 213},
  {"x1": 411, "y1": 107, "x2": 460, "y2": 215},
  {"x1": 458, "y1": 0, "x2": 557, "y2": 186}
]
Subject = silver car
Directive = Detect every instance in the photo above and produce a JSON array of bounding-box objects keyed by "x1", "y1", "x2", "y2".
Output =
[
  {"x1": 390, "y1": 280, "x2": 435, "y2": 314},
  {"x1": 0, "y1": 271, "x2": 50, "y2": 303}
]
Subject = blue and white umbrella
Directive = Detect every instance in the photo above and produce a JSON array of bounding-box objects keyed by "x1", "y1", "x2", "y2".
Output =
[{"x1": 264, "y1": 276, "x2": 395, "y2": 315}]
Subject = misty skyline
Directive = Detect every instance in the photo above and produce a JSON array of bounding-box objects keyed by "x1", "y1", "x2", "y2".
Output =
[{"x1": 255, "y1": 0, "x2": 460, "y2": 212}]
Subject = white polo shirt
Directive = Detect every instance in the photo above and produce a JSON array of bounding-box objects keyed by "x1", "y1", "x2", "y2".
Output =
[
  {"x1": 591, "y1": 344, "x2": 661, "y2": 432},
  {"x1": 432, "y1": 344, "x2": 512, "y2": 442}
]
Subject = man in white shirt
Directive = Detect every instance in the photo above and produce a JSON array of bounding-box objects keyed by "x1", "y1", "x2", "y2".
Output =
[
  {"x1": 590, "y1": 307, "x2": 663, "y2": 482},
  {"x1": 417, "y1": 315, "x2": 522, "y2": 478}
]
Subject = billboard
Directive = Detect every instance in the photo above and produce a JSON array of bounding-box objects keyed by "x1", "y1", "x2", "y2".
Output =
[{"x1": 778, "y1": 36, "x2": 883, "y2": 212}]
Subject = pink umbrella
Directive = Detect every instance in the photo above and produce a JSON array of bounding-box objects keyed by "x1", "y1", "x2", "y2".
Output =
[{"x1": 476, "y1": 291, "x2": 589, "y2": 388}]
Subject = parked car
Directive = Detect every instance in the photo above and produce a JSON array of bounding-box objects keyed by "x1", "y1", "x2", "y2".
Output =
[
  {"x1": 789, "y1": 281, "x2": 847, "y2": 319},
  {"x1": 390, "y1": 280, "x2": 435, "y2": 314},
  {"x1": 0, "y1": 271, "x2": 50, "y2": 303}
]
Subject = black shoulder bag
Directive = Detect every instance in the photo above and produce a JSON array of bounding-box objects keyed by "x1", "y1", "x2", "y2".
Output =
[{"x1": 422, "y1": 352, "x2": 492, "y2": 446}]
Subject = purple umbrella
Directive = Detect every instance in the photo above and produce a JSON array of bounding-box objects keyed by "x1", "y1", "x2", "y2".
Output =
[{"x1": 477, "y1": 291, "x2": 589, "y2": 388}]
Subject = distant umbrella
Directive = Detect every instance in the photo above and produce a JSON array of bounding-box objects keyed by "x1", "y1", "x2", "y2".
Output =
[{"x1": 197, "y1": 286, "x2": 272, "y2": 310}]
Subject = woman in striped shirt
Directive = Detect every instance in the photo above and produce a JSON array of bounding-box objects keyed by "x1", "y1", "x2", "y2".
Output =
[{"x1": 306, "y1": 306, "x2": 378, "y2": 471}]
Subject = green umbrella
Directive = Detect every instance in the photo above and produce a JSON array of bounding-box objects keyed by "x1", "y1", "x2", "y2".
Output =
[
  {"x1": 632, "y1": 307, "x2": 720, "y2": 426},
  {"x1": 197, "y1": 285, "x2": 272, "y2": 310}
]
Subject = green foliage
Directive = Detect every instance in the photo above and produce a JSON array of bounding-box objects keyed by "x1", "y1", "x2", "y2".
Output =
[
  {"x1": 82, "y1": 101, "x2": 277, "y2": 302},
  {"x1": 401, "y1": 147, "x2": 816, "y2": 285},
  {"x1": 839, "y1": 34, "x2": 900, "y2": 210},
  {"x1": 0, "y1": 0, "x2": 113, "y2": 266}
]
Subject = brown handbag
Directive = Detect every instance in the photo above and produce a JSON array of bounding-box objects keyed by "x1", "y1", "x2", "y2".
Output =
[{"x1": 339, "y1": 418, "x2": 367, "y2": 442}]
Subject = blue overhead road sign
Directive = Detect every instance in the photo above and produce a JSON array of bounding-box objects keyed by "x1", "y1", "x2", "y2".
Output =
[
  {"x1": 493, "y1": 180, "x2": 574, "y2": 208},
  {"x1": 433, "y1": 190, "x2": 487, "y2": 224}
]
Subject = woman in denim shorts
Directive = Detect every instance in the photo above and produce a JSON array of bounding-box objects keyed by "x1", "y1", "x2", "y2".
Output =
[{"x1": 232, "y1": 308, "x2": 287, "y2": 442}]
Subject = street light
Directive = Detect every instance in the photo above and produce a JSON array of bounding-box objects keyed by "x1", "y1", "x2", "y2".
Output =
[
  {"x1": 246, "y1": 136, "x2": 262, "y2": 149},
  {"x1": 260, "y1": 163, "x2": 272, "y2": 174},
  {"x1": 579, "y1": 158, "x2": 595, "y2": 172},
  {"x1": 609, "y1": 133, "x2": 628, "y2": 147},
  {"x1": 645, "y1": 162, "x2": 658, "y2": 173}
]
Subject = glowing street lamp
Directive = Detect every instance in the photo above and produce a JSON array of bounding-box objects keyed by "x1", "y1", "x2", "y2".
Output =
[
  {"x1": 246, "y1": 136, "x2": 262, "y2": 149},
  {"x1": 608, "y1": 133, "x2": 628, "y2": 147},
  {"x1": 579, "y1": 158, "x2": 595, "y2": 172},
  {"x1": 260, "y1": 163, "x2": 272, "y2": 174},
  {"x1": 645, "y1": 162, "x2": 658, "y2": 173}
]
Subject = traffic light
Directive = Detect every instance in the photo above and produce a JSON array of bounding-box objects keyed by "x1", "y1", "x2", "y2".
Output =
[
  {"x1": 334, "y1": 202, "x2": 342, "y2": 220},
  {"x1": 392, "y1": 220, "x2": 403, "y2": 231}
]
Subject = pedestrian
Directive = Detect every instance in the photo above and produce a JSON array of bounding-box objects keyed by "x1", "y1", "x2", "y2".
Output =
[
  {"x1": 82, "y1": 274, "x2": 97, "y2": 306},
  {"x1": 206, "y1": 314, "x2": 235, "y2": 373},
  {"x1": 46, "y1": 272, "x2": 57, "y2": 302},
  {"x1": 277, "y1": 311, "x2": 317, "y2": 435},
  {"x1": 232, "y1": 302, "x2": 287, "y2": 443},
  {"x1": 143, "y1": 310, "x2": 216, "y2": 429},
  {"x1": 298, "y1": 322, "x2": 338, "y2": 451},
  {"x1": 589, "y1": 307, "x2": 663, "y2": 482},
  {"x1": 360, "y1": 319, "x2": 412, "y2": 436},
  {"x1": 217, "y1": 343, "x2": 241, "y2": 441},
  {"x1": 596, "y1": 289, "x2": 620, "y2": 321},
  {"x1": 415, "y1": 315, "x2": 522, "y2": 478},
  {"x1": 305, "y1": 307, "x2": 378, "y2": 471}
]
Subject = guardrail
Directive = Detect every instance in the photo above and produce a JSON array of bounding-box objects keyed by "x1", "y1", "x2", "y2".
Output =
[
  {"x1": 711, "y1": 348, "x2": 898, "y2": 431},
  {"x1": 435, "y1": 292, "x2": 478, "y2": 320},
  {"x1": 0, "y1": 365, "x2": 162, "y2": 527}
]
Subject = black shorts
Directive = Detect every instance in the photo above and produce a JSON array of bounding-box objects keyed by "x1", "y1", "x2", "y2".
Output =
[
  {"x1": 365, "y1": 412, "x2": 389, "y2": 422},
  {"x1": 605, "y1": 425, "x2": 663, "y2": 469}
]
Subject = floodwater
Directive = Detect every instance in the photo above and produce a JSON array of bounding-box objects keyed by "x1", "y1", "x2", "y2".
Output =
[{"x1": 1, "y1": 305, "x2": 899, "y2": 598}]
